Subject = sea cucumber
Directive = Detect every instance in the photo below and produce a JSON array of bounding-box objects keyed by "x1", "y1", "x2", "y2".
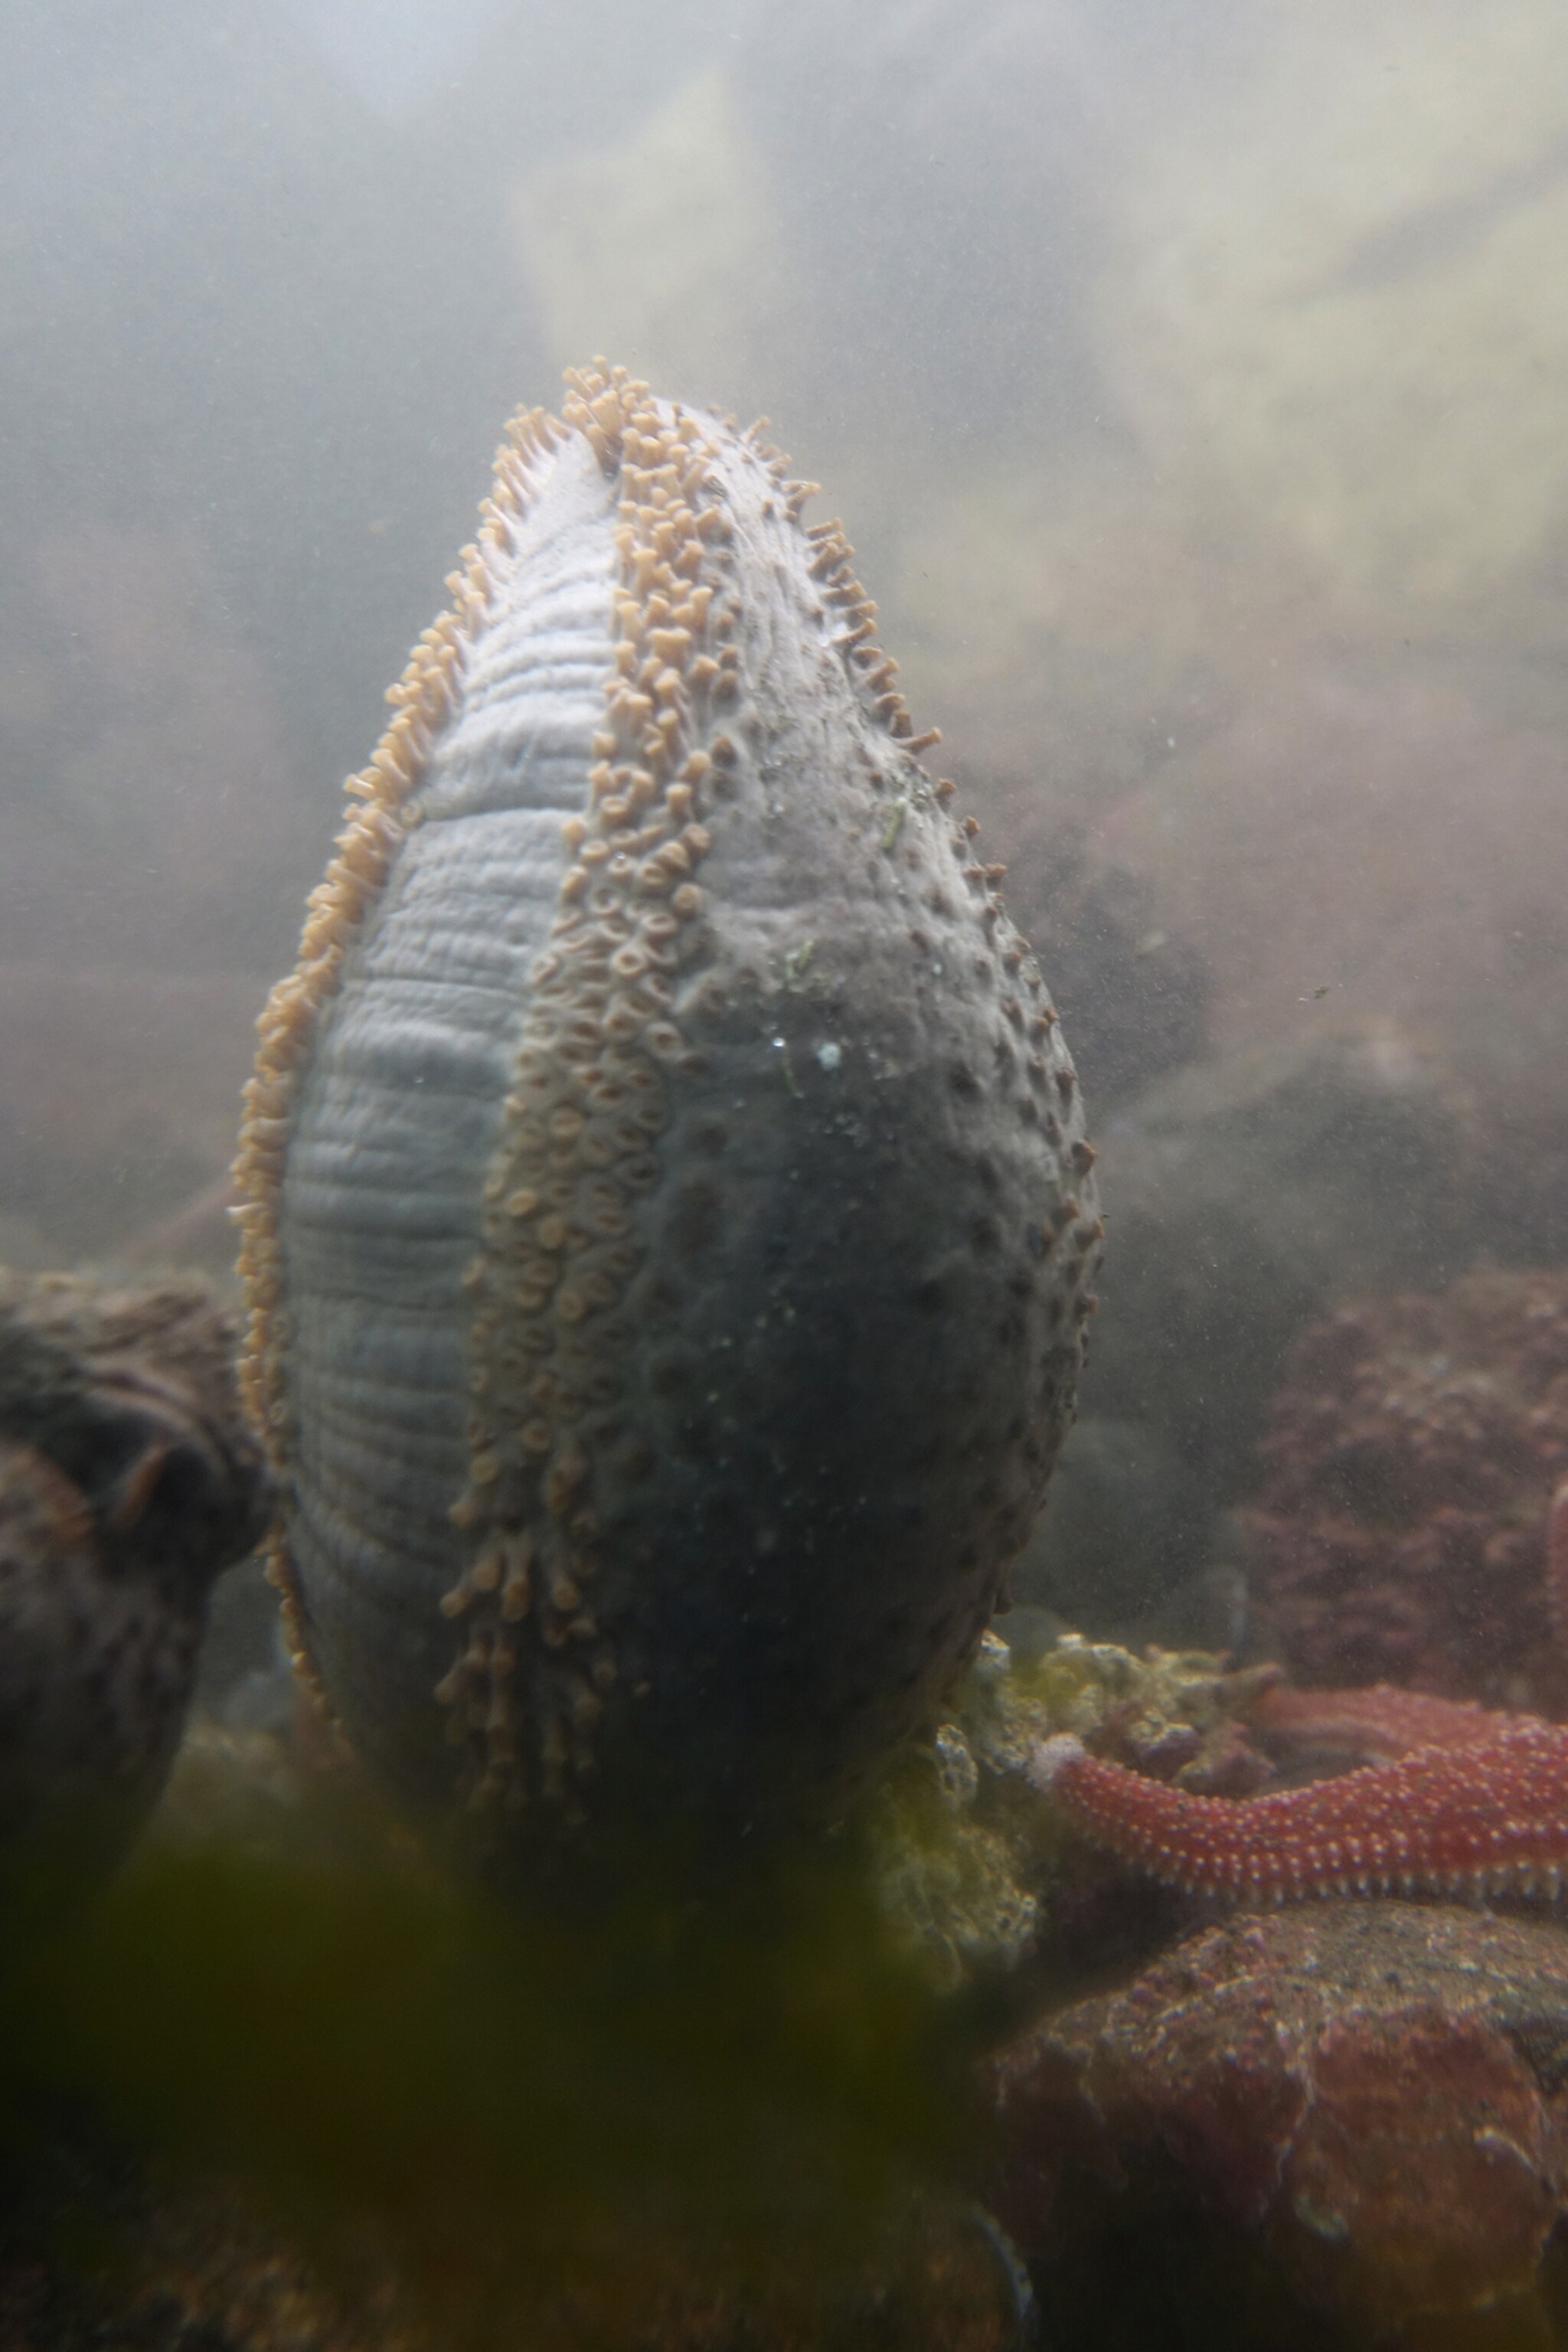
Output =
[{"x1": 236, "y1": 365, "x2": 1101, "y2": 1850}]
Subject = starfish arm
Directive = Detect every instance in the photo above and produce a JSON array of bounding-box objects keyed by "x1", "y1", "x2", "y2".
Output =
[
  {"x1": 1027, "y1": 1723, "x2": 1568, "y2": 1903},
  {"x1": 1249, "y1": 1681, "x2": 1514, "y2": 1762}
]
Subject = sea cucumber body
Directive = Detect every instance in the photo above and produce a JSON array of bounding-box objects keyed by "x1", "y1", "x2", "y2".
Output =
[
  {"x1": 243, "y1": 374, "x2": 1100, "y2": 1844},
  {"x1": 279, "y1": 436, "x2": 612, "y2": 1801}
]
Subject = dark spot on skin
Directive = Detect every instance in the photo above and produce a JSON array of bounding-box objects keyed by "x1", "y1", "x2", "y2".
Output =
[
  {"x1": 667, "y1": 1178, "x2": 721, "y2": 1259},
  {"x1": 633, "y1": 1274, "x2": 681, "y2": 1318},
  {"x1": 677, "y1": 1413, "x2": 717, "y2": 1459},
  {"x1": 949, "y1": 1065, "x2": 980, "y2": 1099},
  {"x1": 699, "y1": 1491, "x2": 750, "y2": 1547}
]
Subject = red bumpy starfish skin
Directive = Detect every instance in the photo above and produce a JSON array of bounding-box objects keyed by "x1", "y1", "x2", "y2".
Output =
[
  {"x1": 1249, "y1": 1681, "x2": 1514, "y2": 1763},
  {"x1": 1027, "y1": 1720, "x2": 1568, "y2": 1903}
]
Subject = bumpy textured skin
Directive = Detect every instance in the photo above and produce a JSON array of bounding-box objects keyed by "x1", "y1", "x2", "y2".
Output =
[
  {"x1": 1031, "y1": 1719, "x2": 1568, "y2": 1903},
  {"x1": 0, "y1": 1272, "x2": 268, "y2": 1916},
  {"x1": 237, "y1": 367, "x2": 1101, "y2": 1844}
]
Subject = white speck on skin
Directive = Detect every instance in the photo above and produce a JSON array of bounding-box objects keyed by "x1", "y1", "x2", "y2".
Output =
[{"x1": 815, "y1": 1041, "x2": 842, "y2": 1072}]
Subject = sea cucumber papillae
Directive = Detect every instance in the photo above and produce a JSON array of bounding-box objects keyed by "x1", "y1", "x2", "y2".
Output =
[{"x1": 236, "y1": 365, "x2": 1101, "y2": 1852}]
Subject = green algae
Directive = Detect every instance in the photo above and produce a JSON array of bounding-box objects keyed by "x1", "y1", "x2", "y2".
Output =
[
  {"x1": 0, "y1": 1730, "x2": 979, "y2": 2350},
  {"x1": 0, "y1": 1635, "x2": 1271, "y2": 2341},
  {"x1": 867, "y1": 1631, "x2": 1265, "y2": 1992}
]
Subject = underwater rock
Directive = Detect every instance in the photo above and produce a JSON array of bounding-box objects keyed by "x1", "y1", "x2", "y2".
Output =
[
  {"x1": 0, "y1": 2134, "x2": 401, "y2": 2352},
  {"x1": 1006, "y1": 1412, "x2": 1211, "y2": 1630},
  {"x1": 1477, "y1": 1043, "x2": 1568, "y2": 1272},
  {"x1": 1098, "y1": 662, "x2": 1568, "y2": 1088},
  {"x1": 1099, "y1": 6, "x2": 1568, "y2": 629},
  {"x1": 11, "y1": 522, "x2": 305, "y2": 977},
  {"x1": 511, "y1": 67, "x2": 793, "y2": 403},
  {"x1": 191, "y1": 1549, "x2": 302, "y2": 1740},
  {"x1": 0, "y1": 1269, "x2": 266, "y2": 1918},
  {"x1": 0, "y1": 1209, "x2": 56, "y2": 1273},
  {"x1": 995, "y1": 826, "x2": 1212, "y2": 1114},
  {"x1": 237, "y1": 364, "x2": 1099, "y2": 1852},
  {"x1": 1246, "y1": 1266, "x2": 1568, "y2": 1711},
  {"x1": 0, "y1": 2112, "x2": 1027, "y2": 2352},
  {"x1": 0, "y1": 961, "x2": 263, "y2": 1263},
  {"x1": 987, "y1": 1900, "x2": 1568, "y2": 2338},
  {"x1": 1038, "y1": 1024, "x2": 1475, "y2": 1630},
  {"x1": 0, "y1": 513, "x2": 311, "y2": 1262}
]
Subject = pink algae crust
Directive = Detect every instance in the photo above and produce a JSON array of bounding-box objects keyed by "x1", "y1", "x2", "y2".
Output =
[
  {"x1": 1246, "y1": 1267, "x2": 1568, "y2": 1712},
  {"x1": 987, "y1": 1901, "x2": 1568, "y2": 2335}
]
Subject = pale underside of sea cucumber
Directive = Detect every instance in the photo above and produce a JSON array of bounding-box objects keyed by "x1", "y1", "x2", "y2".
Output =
[{"x1": 235, "y1": 364, "x2": 1102, "y2": 1851}]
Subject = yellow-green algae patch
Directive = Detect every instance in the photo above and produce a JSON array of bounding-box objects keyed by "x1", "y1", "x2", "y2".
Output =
[
  {"x1": 867, "y1": 1632, "x2": 1269, "y2": 1992},
  {"x1": 0, "y1": 1636, "x2": 1272, "y2": 2341},
  {"x1": 0, "y1": 1726, "x2": 998, "y2": 2350}
]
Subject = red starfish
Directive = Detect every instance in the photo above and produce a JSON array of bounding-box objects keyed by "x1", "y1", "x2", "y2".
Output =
[
  {"x1": 1248, "y1": 1679, "x2": 1512, "y2": 1763},
  {"x1": 1027, "y1": 1719, "x2": 1568, "y2": 1903}
]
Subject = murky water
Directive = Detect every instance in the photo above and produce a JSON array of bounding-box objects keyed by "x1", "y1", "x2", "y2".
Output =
[{"x1": 2, "y1": 5, "x2": 1566, "y2": 2344}]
